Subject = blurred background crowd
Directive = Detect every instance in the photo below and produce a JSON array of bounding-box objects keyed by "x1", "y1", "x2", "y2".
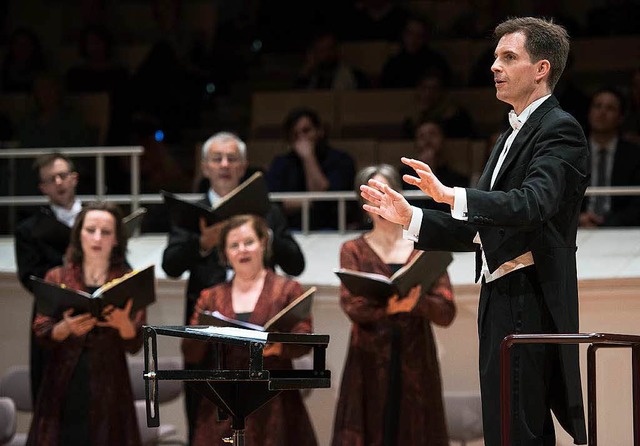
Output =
[{"x1": 0, "y1": 0, "x2": 639, "y2": 233}]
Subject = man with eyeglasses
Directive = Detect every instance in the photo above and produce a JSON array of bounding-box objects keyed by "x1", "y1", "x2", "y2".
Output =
[
  {"x1": 161, "y1": 131, "x2": 305, "y2": 444},
  {"x1": 14, "y1": 152, "x2": 82, "y2": 404}
]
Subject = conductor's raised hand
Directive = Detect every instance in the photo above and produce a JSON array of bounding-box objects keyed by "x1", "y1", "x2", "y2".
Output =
[
  {"x1": 401, "y1": 157, "x2": 455, "y2": 206},
  {"x1": 360, "y1": 178, "x2": 413, "y2": 228}
]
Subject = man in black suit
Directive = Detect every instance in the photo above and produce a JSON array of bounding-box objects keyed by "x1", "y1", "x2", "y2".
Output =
[
  {"x1": 161, "y1": 131, "x2": 305, "y2": 444},
  {"x1": 580, "y1": 87, "x2": 640, "y2": 227},
  {"x1": 15, "y1": 152, "x2": 82, "y2": 403},
  {"x1": 361, "y1": 17, "x2": 588, "y2": 446}
]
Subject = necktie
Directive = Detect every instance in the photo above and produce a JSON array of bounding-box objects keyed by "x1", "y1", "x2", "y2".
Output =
[
  {"x1": 508, "y1": 110, "x2": 522, "y2": 130},
  {"x1": 593, "y1": 147, "x2": 608, "y2": 215}
]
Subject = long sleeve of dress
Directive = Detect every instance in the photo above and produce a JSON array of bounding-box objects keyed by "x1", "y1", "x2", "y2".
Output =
[{"x1": 339, "y1": 242, "x2": 389, "y2": 326}]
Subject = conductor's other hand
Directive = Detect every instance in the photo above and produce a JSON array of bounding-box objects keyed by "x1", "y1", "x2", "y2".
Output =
[
  {"x1": 199, "y1": 218, "x2": 223, "y2": 252},
  {"x1": 361, "y1": 178, "x2": 413, "y2": 228},
  {"x1": 401, "y1": 157, "x2": 455, "y2": 206},
  {"x1": 387, "y1": 285, "x2": 421, "y2": 315}
]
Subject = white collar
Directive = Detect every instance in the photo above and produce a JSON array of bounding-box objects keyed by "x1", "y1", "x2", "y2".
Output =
[
  {"x1": 50, "y1": 199, "x2": 82, "y2": 228},
  {"x1": 510, "y1": 94, "x2": 552, "y2": 130}
]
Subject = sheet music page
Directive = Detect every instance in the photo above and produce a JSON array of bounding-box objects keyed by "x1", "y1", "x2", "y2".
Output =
[{"x1": 186, "y1": 326, "x2": 269, "y2": 341}]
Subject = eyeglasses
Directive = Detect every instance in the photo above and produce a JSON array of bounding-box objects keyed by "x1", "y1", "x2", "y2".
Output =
[
  {"x1": 40, "y1": 171, "x2": 74, "y2": 185},
  {"x1": 206, "y1": 154, "x2": 242, "y2": 164}
]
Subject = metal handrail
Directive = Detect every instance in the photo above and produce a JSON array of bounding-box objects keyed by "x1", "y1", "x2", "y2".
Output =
[
  {"x1": 1, "y1": 145, "x2": 640, "y2": 233},
  {"x1": 500, "y1": 332, "x2": 640, "y2": 446},
  {"x1": 0, "y1": 146, "x2": 144, "y2": 208}
]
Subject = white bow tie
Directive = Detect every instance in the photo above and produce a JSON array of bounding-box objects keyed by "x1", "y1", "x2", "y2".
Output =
[{"x1": 508, "y1": 110, "x2": 522, "y2": 130}]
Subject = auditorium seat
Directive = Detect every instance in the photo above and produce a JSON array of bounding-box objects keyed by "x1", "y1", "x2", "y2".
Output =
[
  {"x1": 0, "y1": 366, "x2": 31, "y2": 446},
  {"x1": 0, "y1": 397, "x2": 16, "y2": 446},
  {"x1": 68, "y1": 93, "x2": 110, "y2": 145},
  {"x1": 127, "y1": 356, "x2": 184, "y2": 445},
  {"x1": 340, "y1": 41, "x2": 398, "y2": 82},
  {"x1": 337, "y1": 90, "x2": 415, "y2": 139},
  {"x1": 449, "y1": 88, "x2": 509, "y2": 137},
  {"x1": 251, "y1": 91, "x2": 336, "y2": 139},
  {"x1": 332, "y1": 139, "x2": 378, "y2": 172},
  {"x1": 444, "y1": 391, "x2": 483, "y2": 446}
]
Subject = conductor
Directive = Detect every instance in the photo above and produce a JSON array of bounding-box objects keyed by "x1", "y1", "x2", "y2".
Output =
[{"x1": 361, "y1": 17, "x2": 588, "y2": 446}]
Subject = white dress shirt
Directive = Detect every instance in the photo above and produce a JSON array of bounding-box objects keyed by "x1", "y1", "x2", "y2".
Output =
[
  {"x1": 51, "y1": 199, "x2": 82, "y2": 228},
  {"x1": 404, "y1": 95, "x2": 551, "y2": 282}
]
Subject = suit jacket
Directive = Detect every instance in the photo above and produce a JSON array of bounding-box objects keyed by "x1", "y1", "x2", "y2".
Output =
[
  {"x1": 587, "y1": 138, "x2": 640, "y2": 226},
  {"x1": 413, "y1": 96, "x2": 588, "y2": 443},
  {"x1": 15, "y1": 206, "x2": 71, "y2": 291},
  {"x1": 161, "y1": 195, "x2": 305, "y2": 325}
]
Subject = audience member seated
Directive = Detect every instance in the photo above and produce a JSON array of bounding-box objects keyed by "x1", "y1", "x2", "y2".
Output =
[
  {"x1": 447, "y1": 0, "x2": 501, "y2": 39},
  {"x1": 181, "y1": 214, "x2": 313, "y2": 446},
  {"x1": 65, "y1": 25, "x2": 131, "y2": 144},
  {"x1": 1, "y1": 27, "x2": 47, "y2": 93},
  {"x1": 401, "y1": 119, "x2": 470, "y2": 211},
  {"x1": 295, "y1": 31, "x2": 368, "y2": 90},
  {"x1": 332, "y1": 164, "x2": 456, "y2": 446},
  {"x1": 265, "y1": 107, "x2": 356, "y2": 230},
  {"x1": 404, "y1": 71, "x2": 476, "y2": 138},
  {"x1": 130, "y1": 0, "x2": 208, "y2": 145},
  {"x1": 17, "y1": 74, "x2": 98, "y2": 195},
  {"x1": 380, "y1": 17, "x2": 452, "y2": 89},
  {"x1": 622, "y1": 68, "x2": 640, "y2": 145},
  {"x1": 467, "y1": 43, "x2": 495, "y2": 88},
  {"x1": 339, "y1": 0, "x2": 409, "y2": 42},
  {"x1": 586, "y1": 0, "x2": 640, "y2": 36},
  {"x1": 530, "y1": 0, "x2": 585, "y2": 37},
  {"x1": 27, "y1": 201, "x2": 145, "y2": 446},
  {"x1": 580, "y1": 87, "x2": 640, "y2": 227}
]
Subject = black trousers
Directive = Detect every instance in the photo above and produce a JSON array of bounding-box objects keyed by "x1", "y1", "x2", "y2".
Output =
[{"x1": 478, "y1": 267, "x2": 558, "y2": 446}]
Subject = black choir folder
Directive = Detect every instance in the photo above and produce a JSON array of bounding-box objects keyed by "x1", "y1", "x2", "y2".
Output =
[
  {"x1": 197, "y1": 287, "x2": 316, "y2": 332},
  {"x1": 30, "y1": 265, "x2": 156, "y2": 318},
  {"x1": 335, "y1": 251, "x2": 453, "y2": 300},
  {"x1": 123, "y1": 207, "x2": 147, "y2": 238},
  {"x1": 162, "y1": 172, "x2": 270, "y2": 233}
]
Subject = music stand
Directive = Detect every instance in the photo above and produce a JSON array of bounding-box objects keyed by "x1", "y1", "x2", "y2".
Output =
[{"x1": 142, "y1": 325, "x2": 331, "y2": 446}]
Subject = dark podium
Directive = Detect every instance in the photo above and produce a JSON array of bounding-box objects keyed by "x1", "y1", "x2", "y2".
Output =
[{"x1": 142, "y1": 325, "x2": 331, "y2": 445}]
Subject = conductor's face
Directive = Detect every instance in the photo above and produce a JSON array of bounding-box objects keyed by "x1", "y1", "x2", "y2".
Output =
[
  {"x1": 202, "y1": 140, "x2": 247, "y2": 197},
  {"x1": 492, "y1": 32, "x2": 545, "y2": 114}
]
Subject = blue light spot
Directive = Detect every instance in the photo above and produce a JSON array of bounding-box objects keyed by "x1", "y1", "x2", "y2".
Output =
[{"x1": 154, "y1": 130, "x2": 164, "y2": 142}]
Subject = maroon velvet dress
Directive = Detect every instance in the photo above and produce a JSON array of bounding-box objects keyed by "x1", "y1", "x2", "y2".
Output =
[
  {"x1": 183, "y1": 269, "x2": 318, "y2": 446},
  {"x1": 331, "y1": 236, "x2": 456, "y2": 446},
  {"x1": 27, "y1": 263, "x2": 145, "y2": 446}
]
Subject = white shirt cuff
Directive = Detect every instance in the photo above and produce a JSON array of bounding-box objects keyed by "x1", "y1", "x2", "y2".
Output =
[
  {"x1": 402, "y1": 206, "x2": 423, "y2": 242},
  {"x1": 451, "y1": 187, "x2": 468, "y2": 221}
]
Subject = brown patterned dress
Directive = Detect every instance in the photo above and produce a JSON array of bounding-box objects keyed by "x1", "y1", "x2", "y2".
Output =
[
  {"x1": 331, "y1": 236, "x2": 456, "y2": 446},
  {"x1": 183, "y1": 269, "x2": 318, "y2": 446},
  {"x1": 27, "y1": 262, "x2": 145, "y2": 446}
]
